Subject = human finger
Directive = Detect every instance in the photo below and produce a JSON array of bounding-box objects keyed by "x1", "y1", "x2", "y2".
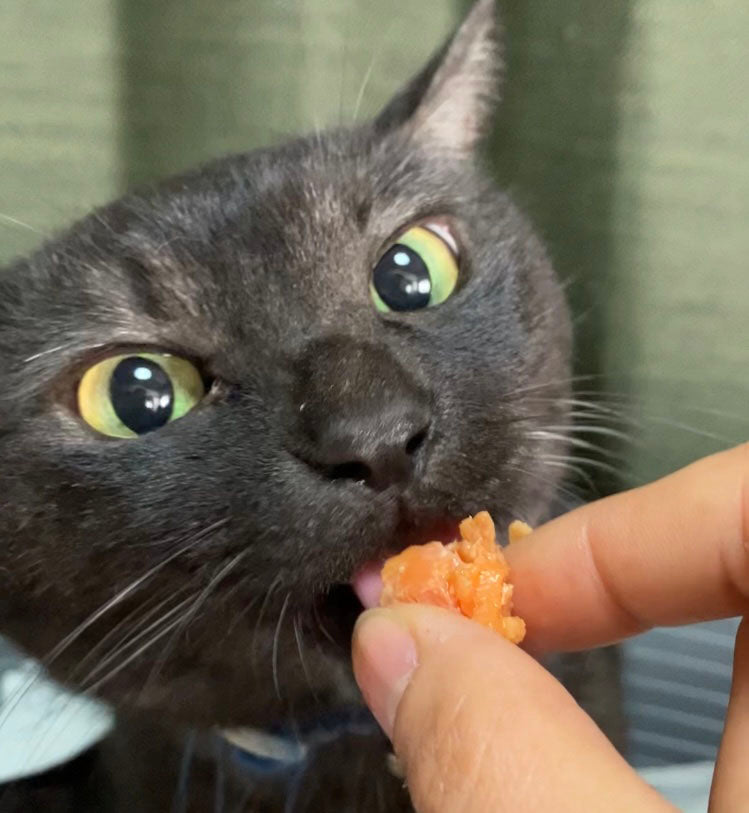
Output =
[
  {"x1": 505, "y1": 443, "x2": 749, "y2": 652},
  {"x1": 353, "y1": 604, "x2": 674, "y2": 813}
]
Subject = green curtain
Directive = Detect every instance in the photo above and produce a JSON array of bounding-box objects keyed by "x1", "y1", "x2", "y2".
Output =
[
  {"x1": 115, "y1": 0, "x2": 459, "y2": 186},
  {"x1": 1, "y1": 0, "x2": 121, "y2": 260},
  {"x1": 488, "y1": 0, "x2": 749, "y2": 484},
  {"x1": 2, "y1": 0, "x2": 748, "y2": 480}
]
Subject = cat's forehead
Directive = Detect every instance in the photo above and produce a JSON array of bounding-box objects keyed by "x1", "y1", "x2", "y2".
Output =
[
  {"x1": 128, "y1": 132, "x2": 466, "y2": 263},
  {"x1": 71, "y1": 133, "x2": 472, "y2": 309},
  {"x1": 16, "y1": 131, "x2": 480, "y2": 366}
]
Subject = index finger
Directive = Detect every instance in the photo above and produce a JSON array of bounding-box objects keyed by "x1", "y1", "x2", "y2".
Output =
[{"x1": 506, "y1": 442, "x2": 749, "y2": 652}]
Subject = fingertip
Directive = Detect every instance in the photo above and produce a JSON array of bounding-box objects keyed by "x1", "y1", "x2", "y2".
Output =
[{"x1": 352, "y1": 608, "x2": 419, "y2": 738}]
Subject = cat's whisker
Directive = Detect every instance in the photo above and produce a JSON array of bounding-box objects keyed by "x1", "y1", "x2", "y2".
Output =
[
  {"x1": 78, "y1": 593, "x2": 198, "y2": 687},
  {"x1": 558, "y1": 271, "x2": 583, "y2": 293},
  {"x1": 642, "y1": 414, "x2": 732, "y2": 444},
  {"x1": 337, "y1": 15, "x2": 350, "y2": 127},
  {"x1": 174, "y1": 730, "x2": 197, "y2": 813},
  {"x1": 272, "y1": 592, "x2": 292, "y2": 702},
  {"x1": 514, "y1": 459, "x2": 591, "y2": 497},
  {"x1": 525, "y1": 429, "x2": 618, "y2": 459},
  {"x1": 0, "y1": 524, "x2": 224, "y2": 734},
  {"x1": 22, "y1": 342, "x2": 78, "y2": 365},
  {"x1": 500, "y1": 383, "x2": 638, "y2": 423},
  {"x1": 571, "y1": 305, "x2": 600, "y2": 328},
  {"x1": 565, "y1": 388, "x2": 633, "y2": 401},
  {"x1": 527, "y1": 403, "x2": 635, "y2": 424},
  {"x1": 537, "y1": 459, "x2": 598, "y2": 492},
  {"x1": 560, "y1": 422, "x2": 642, "y2": 444},
  {"x1": 484, "y1": 405, "x2": 630, "y2": 434},
  {"x1": 67, "y1": 589, "x2": 180, "y2": 681},
  {"x1": 17, "y1": 592, "x2": 201, "y2": 770},
  {"x1": 140, "y1": 550, "x2": 249, "y2": 700},
  {"x1": 45, "y1": 519, "x2": 228, "y2": 664},
  {"x1": 530, "y1": 395, "x2": 633, "y2": 414},
  {"x1": 520, "y1": 380, "x2": 749, "y2": 442},
  {"x1": 224, "y1": 589, "x2": 265, "y2": 639},
  {"x1": 499, "y1": 373, "x2": 607, "y2": 400},
  {"x1": 80, "y1": 611, "x2": 197, "y2": 696},
  {"x1": 565, "y1": 416, "x2": 633, "y2": 432},
  {"x1": 565, "y1": 399, "x2": 737, "y2": 445},
  {"x1": 537, "y1": 423, "x2": 638, "y2": 444},
  {"x1": 507, "y1": 464, "x2": 587, "y2": 509},
  {"x1": 663, "y1": 403, "x2": 749, "y2": 426},
  {"x1": 251, "y1": 574, "x2": 283, "y2": 670},
  {"x1": 293, "y1": 611, "x2": 318, "y2": 698},
  {"x1": 310, "y1": 596, "x2": 338, "y2": 647},
  {"x1": 0, "y1": 211, "x2": 41, "y2": 234},
  {"x1": 498, "y1": 410, "x2": 629, "y2": 431},
  {"x1": 352, "y1": 54, "x2": 377, "y2": 122},
  {"x1": 540, "y1": 453, "x2": 626, "y2": 481},
  {"x1": 532, "y1": 293, "x2": 577, "y2": 327},
  {"x1": 565, "y1": 405, "x2": 635, "y2": 421},
  {"x1": 497, "y1": 410, "x2": 581, "y2": 427}
]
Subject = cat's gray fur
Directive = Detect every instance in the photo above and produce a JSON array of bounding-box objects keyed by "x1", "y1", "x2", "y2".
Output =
[{"x1": 0, "y1": 1, "x2": 622, "y2": 809}]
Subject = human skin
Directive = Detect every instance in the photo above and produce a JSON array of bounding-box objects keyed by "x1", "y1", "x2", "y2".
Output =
[{"x1": 353, "y1": 443, "x2": 749, "y2": 812}]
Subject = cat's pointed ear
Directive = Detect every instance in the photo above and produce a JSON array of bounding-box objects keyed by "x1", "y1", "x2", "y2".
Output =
[{"x1": 373, "y1": 0, "x2": 502, "y2": 155}]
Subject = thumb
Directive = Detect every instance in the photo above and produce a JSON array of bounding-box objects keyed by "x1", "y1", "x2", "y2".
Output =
[{"x1": 352, "y1": 605, "x2": 673, "y2": 813}]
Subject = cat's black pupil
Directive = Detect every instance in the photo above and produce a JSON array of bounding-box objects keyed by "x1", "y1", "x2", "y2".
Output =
[
  {"x1": 372, "y1": 244, "x2": 431, "y2": 311},
  {"x1": 109, "y1": 357, "x2": 174, "y2": 435}
]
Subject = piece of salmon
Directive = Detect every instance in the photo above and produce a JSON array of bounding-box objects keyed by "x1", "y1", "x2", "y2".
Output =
[{"x1": 379, "y1": 512, "x2": 529, "y2": 643}]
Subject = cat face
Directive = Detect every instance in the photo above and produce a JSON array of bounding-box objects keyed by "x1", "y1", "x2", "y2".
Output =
[{"x1": 0, "y1": 0, "x2": 571, "y2": 728}]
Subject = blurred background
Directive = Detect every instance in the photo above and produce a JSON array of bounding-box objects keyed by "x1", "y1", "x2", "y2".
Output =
[{"x1": 1, "y1": 0, "x2": 747, "y2": 805}]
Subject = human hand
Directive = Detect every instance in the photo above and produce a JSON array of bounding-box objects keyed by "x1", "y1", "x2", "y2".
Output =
[{"x1": 352, "y1": 444, "x2": 749, "y2": 812}]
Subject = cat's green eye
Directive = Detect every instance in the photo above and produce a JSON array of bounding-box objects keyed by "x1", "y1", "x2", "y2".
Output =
[
  {"x1": 370, "y1": 223, "x2": 459, "y2": 313},
  {"x1": 77, "y1": 353, "x2": 205, "y2": 438}
]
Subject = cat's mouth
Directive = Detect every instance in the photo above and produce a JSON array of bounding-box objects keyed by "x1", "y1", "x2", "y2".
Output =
[
  {"x1": 350, "y1": 563, "x2": 384, "y2": 609},
  {"x1": 307, "y1": 563, "x2": 383, "y2": 652},
  {"x1": 314, "y1": 520, "x2": 459, "y2": 649}
]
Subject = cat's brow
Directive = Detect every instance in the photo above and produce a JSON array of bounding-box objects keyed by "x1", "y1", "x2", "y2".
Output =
[
  {"x1": 23, "y1": 343, "x2": 76, "y2": 364},
  {"x1": 355, "y1": 199, "x2": 372, "y2": 230}
]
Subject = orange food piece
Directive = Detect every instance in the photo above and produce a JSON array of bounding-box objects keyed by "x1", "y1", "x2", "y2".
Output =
[
  {"x1": 508, "y1": 519, "x2": 533, "y2": 544},
  {"x1": 380, "y1": 512, "x2": 527, "y2": 643}
]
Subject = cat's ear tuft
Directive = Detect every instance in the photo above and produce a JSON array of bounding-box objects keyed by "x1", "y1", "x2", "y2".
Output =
[{"x1": 373, "y1": 0, "x2": 502, "y2": 155}]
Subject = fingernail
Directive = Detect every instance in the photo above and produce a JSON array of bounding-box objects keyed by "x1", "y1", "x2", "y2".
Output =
[{"x1": 352, "y1": 611, "x2": 418, "y2": 739}]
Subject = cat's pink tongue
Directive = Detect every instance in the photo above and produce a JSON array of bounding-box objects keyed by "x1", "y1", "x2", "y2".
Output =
[{"x1": 351, "y1": 563, "x2": 384, "y2": 609}]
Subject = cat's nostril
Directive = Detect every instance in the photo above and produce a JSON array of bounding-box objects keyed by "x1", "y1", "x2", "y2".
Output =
[
  {"x1": 405, "y1": 426, "x2": 429, "y2": 457},
  {"x1": 312, "y1": 422, "x2": 431, "y2": 491},
  {"x1": 327, "y1": 461, "x2": 372, "y2": 484},
  {"x1": 322, "y1": 426, "x2": 429, "y2": 488}
]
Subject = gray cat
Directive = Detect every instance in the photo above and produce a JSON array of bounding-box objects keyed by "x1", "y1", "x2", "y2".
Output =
[{"x1": 0, "y1": 1, "x2": 621, "y2": 809}]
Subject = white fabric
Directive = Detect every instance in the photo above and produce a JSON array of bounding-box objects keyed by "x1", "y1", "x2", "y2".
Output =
[{"x1": 0, "y1": 659, "x2": 114, "y2": 783}]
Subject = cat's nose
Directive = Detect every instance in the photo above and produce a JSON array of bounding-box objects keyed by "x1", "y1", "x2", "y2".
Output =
[
  {"x1": 304, "y1": 409, "x2": 430, "y2": 491},
  {"x1": 293, "y1": 340, "x2": 432, "y2": 491}
]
